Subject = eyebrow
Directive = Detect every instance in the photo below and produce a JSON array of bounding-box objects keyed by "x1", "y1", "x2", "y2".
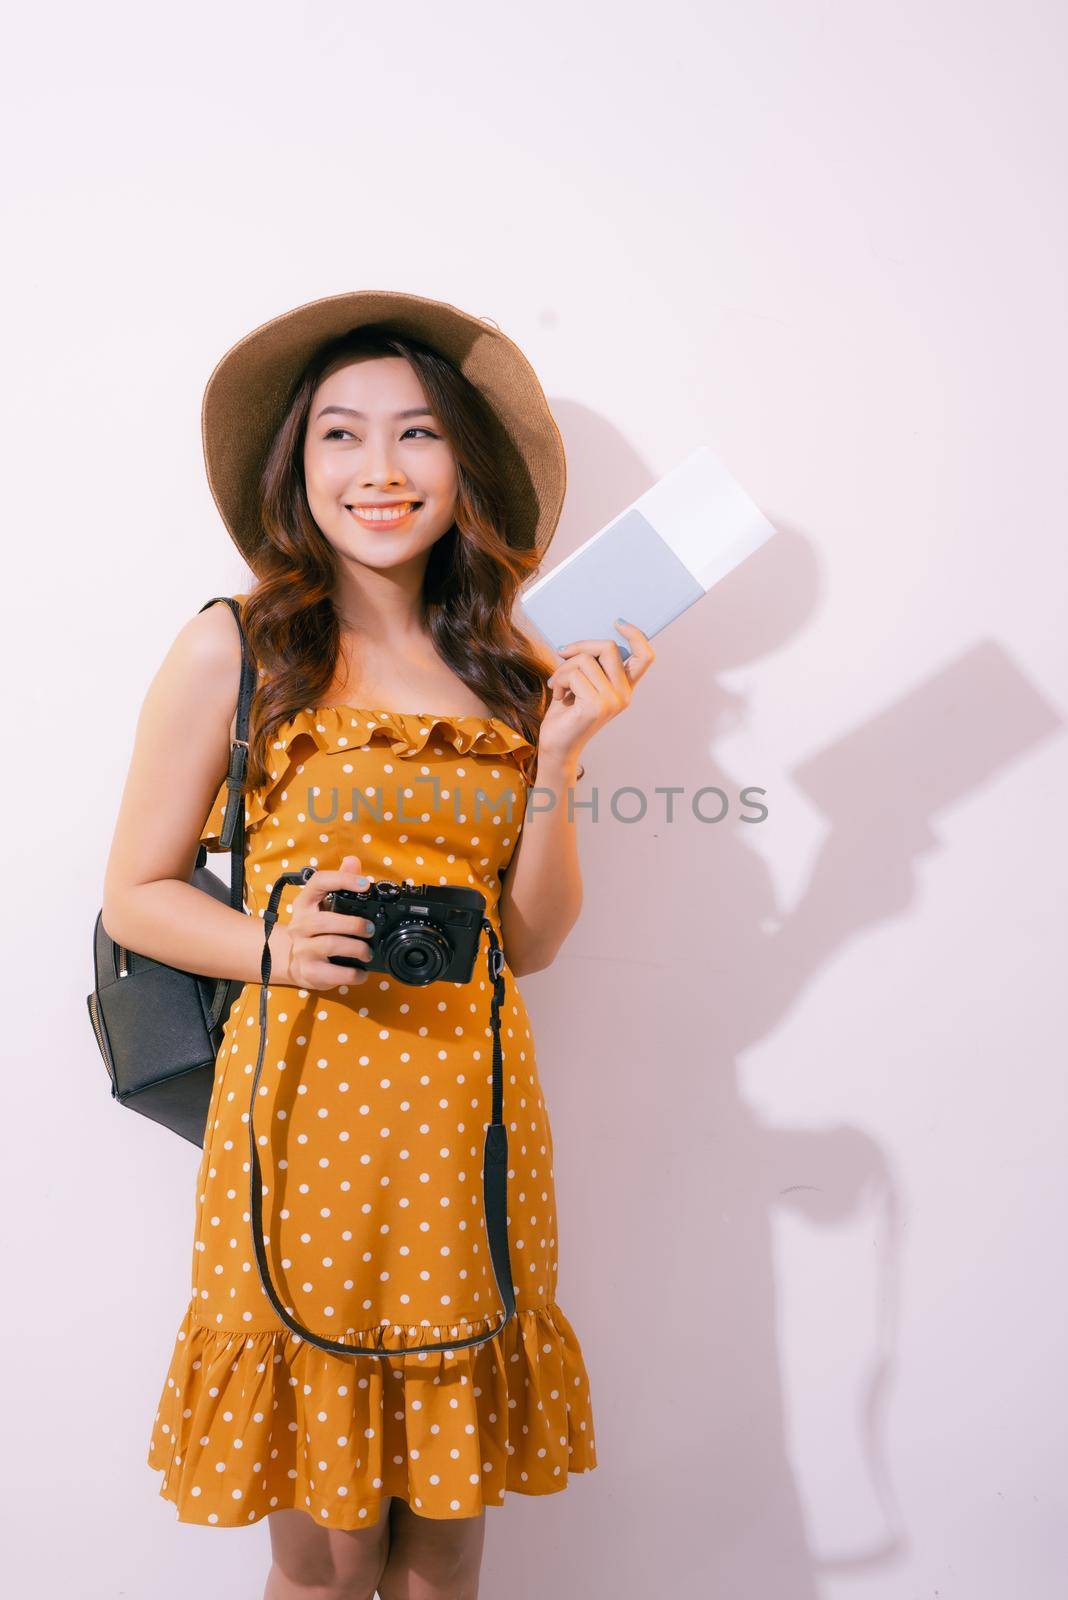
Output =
[{"x1": 314, "y1": 405, "x2": 437, "y2": 421}]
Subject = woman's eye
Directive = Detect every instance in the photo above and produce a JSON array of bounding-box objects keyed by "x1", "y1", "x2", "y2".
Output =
[{"x1": 323, "y1": 427, "x2": 438, "y2": 441}]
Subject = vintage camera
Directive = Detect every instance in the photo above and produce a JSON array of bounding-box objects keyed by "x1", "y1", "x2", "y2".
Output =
[{"x1": 319, "y1": 878, "x2": 487, "y2": 986}]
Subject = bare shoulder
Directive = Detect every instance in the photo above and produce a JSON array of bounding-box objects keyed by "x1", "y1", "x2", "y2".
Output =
[
  {"x1": 177, "y1": 594, "x2": 245, "y2": 672},
  {"x1": 140, "y1": 596, "x2": 246, "y2": 749},
  {"x1": 172, "y1": 597, "x2": 246, "y2": 709},
  {"x1": 101, "y1": 597, "x2": 250, "y2": 919}
]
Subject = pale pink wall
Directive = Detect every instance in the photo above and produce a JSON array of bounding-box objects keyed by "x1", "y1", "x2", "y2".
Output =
[{"x1": 8, "y1": 2, "x2": 1067, "y2": 1596}]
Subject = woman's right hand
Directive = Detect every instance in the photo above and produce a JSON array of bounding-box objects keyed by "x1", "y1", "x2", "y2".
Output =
[{"x1": 278, "y1": 854, "x2": 376, "y2": 989}]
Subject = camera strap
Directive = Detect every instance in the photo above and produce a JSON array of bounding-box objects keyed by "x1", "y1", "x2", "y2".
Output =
[{"x1": 241, "y1": 869, "x2": 516, "y2": 1358}]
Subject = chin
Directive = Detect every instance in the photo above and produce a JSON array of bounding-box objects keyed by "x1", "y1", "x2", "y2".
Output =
[{"x1": 348, "y1": 539, "x2": 423, "y2": 569}]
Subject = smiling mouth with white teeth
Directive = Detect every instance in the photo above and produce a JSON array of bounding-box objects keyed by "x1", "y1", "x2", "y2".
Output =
[{"x1": 346, "y1": 501, "x2": 423, "y2": 525}]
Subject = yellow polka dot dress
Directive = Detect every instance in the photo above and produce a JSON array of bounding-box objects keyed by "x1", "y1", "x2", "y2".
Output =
[{"x1": 146, "y1": 700, "x2": 598, "y2": 1527}]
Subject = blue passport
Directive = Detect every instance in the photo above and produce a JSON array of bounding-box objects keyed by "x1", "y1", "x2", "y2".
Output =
[{"x1": 518, "y1": 445, "x2": 776, "y2": 660}]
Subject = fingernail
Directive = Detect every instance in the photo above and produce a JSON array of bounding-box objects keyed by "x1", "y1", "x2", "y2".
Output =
[{"x1": 615, "y1": 617, "x2": 629, "y2": 625}]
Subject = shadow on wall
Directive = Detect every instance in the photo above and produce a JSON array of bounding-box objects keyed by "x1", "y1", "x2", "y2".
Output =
[{"x1": 488, "y1": 395, "x2": 1063, "y2": 1598}]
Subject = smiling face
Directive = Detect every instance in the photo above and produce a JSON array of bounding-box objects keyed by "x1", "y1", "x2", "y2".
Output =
[{"x1": 302, "y1": 354, "x2": 459, "y2": 568}]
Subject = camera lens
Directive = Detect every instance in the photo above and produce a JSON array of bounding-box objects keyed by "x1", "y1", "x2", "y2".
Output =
[{"x1": 382, "y1": 923, "x2": 451, "y2": 985}]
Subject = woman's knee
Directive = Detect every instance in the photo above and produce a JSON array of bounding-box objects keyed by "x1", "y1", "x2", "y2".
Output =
[
  {"x1": 264, "y1": 1502, "x2": 392, "y2": 1600},
  {"x1": 378, "y1": 1500, "x2": 485, "y2": 1599}
]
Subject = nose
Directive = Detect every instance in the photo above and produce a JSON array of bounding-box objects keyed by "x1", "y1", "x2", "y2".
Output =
[{"x1": 354, "y1": 430, "x2": 409, "y2": 492}]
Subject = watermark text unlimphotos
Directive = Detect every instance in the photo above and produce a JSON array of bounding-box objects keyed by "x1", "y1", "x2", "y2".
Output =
[{"x1": 300, "y1": 776, "x2": 769, "y2": 826}]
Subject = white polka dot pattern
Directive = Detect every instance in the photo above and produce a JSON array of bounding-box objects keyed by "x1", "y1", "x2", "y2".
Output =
[{"x1": 146, "y1": 703, "x2": 597, "y2": 1527}]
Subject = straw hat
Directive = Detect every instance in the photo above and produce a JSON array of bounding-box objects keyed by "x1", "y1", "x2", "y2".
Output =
[{"x1": 201, "y1": 289, "x2": 567, "y2": 567}]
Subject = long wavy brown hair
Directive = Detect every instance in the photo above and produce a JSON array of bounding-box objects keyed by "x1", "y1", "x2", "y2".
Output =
[{"x1": 233, "y1": 324, "x2": 554, "y2": 792}]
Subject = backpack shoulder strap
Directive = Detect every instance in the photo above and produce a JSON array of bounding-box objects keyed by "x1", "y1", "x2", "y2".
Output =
[{"x1": 197, "y1": 595, "x2": 256, "y2": 904}]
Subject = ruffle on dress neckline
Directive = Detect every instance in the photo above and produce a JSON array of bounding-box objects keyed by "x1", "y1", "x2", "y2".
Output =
[
  {"x1": 147, "y1": 1298, "x2": 597, "y2": 1528},
  {"x1": 282, "y1": 704, "x2": 536, "y2": 761},
  {"x1": 199, "y1": 704, "x2": 535, "y2": 849}
]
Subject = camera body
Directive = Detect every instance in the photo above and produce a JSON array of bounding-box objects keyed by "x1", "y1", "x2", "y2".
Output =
[{"x1": 320, "y1": 879, "x2": 487, "y2": 987}]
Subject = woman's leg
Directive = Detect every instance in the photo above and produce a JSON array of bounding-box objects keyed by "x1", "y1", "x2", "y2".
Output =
[
  {"x1": 262, "y1": 1500, "x2": 393, "y2": 1600},
  {"x1": 377, "y1": 1498, "x2": 487, "y2": 1600}
]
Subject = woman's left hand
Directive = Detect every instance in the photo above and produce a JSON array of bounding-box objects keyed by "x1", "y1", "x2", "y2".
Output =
[{"x1": 536, "y1": 619, "x2": 656, "y2": 772}]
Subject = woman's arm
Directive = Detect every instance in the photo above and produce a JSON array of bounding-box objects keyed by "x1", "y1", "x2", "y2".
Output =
[
  {"x1": 497, "y1": 617, "x2": 655, "y2": 976},
  {"x1": 497, "y1": 630, "x2": 584, "y2": 976},
  {"x1": 99, "y1": 602, "x2": 297, "y2": 986},
  {"x1": 497, "y1": 747, "x2": 585, "y2": 978}
]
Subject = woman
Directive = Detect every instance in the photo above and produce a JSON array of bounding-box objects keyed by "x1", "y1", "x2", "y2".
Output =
[{"x1": 103, "y1": 291, "x2": 654, "y2": 1598}]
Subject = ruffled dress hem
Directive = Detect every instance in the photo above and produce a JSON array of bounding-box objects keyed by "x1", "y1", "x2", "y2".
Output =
[{"x1": 147, "y1": 1296, "x2": 597, "y2": 1528}]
